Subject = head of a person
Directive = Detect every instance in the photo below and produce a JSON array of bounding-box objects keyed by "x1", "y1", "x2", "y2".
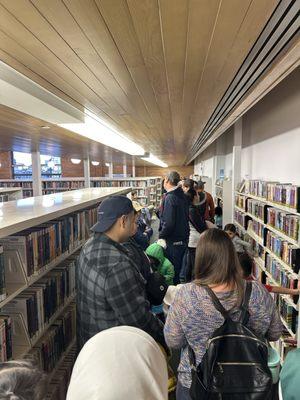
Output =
[
  {"x1": 185, "y1": 188, "x2": 198, "y2": 205},
  {"x1": 224, "y1": 223, "x2": 237, "y2": 239},
  {"x1": 131, "y1": 191, "x2": 137, "y2": 201},
  {"x1": 66, "y1": 326, "x2": 168, "y2": 400},
  {"x1": 91, "y1": 196, "x2": 135, "y2": 243},
  {"x1": 194, "y1": 228, "x2": 244, "y2": 304},
  {"x1": 0, "y1": 360, "x2": 47, "y2": 400},
  {"x1": 182, "y1": 179, "x2": 194, "y2": 193},
  {"x1": 163, "y1": 171, "x2": 180, "y2": 191},
  {"x1": 131, "y1": 201, "x2": 144, "y2": 236},
  {"x1": 238, "y1": 252, "x2": 254, "y2": 278},
  {"x1": 197, "y1": 180, "x2": 205, "y2": 192}
]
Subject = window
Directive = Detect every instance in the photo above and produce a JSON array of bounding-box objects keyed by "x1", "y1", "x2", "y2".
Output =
[
  {"x1": 13, "y1": 151, "x2": 32, "y2": 179},
  {"x1": 12, "y1": 152, "x2": 62, "y2": 179},
  {"x1": 40, "y1": 155, "x2": 62, "y2": 178}
]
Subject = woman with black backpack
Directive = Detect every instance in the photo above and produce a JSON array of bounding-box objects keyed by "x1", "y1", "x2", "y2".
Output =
[{"x1": 164, "y1": 229, "x2": 282, "y2": 400}]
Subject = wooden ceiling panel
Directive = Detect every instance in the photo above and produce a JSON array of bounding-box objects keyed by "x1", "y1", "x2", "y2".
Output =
[
  {"x1": 0, "y1": 0, "x2": 281, "y2": 165},
  {"x1": 158, "y1": 0, "x2": 189, "y2": 152}
]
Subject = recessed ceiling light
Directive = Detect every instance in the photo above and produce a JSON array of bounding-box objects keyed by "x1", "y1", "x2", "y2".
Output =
[
  {"x1": 91, "y1": 161, "x2": 100, "y2": 166},
  {"x1": 41, "y1": 126, "x2": 50, "y2": 129},
  {"x1": 105, "y1": 163, "x2": 110, "y2": 167},
  {"x1": 71, "y1": 158, "x2": 81, "y2": 165}
]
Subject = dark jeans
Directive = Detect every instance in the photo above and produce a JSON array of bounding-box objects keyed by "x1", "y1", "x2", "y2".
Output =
[
  {"x1": 186, "y1": 247, "x2": 196, "y2": 282},
  {"x1": 166, "y1": 241, "x2": 188, "y2": 285},
  {"x1": 176, "y1": 381, "x2": 191, "y2": 400}
]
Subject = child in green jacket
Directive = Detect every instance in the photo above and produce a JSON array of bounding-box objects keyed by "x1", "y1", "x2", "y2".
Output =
[{"x1": 146, "y1": 243, "x2": 175, "y2": 286}]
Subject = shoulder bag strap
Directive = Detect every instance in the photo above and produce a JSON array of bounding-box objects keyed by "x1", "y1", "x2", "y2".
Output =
[
  {"x1": 203, "y1": 285, "x2": 230, "y2": 320},
  {"x1": 240, "y1": 281, "x2": 252, "y2": 324}
]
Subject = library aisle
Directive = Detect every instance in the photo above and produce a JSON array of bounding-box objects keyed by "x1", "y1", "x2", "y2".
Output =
[{"x1": 0, "y1": 1, "x2": 298, "y2": 399}]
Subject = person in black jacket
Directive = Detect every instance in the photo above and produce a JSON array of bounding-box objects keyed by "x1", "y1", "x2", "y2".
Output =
[
  {"x1": 159, "y1": 171, "x2": 189, "y2": 284},
  {"x1": 185, "y1": 189, "x2": 207, "y2": 282}
]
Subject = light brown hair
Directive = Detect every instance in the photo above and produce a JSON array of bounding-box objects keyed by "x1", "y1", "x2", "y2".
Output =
[{"x1": 194, "y1": 228, "x2": 244, "y2": 305}]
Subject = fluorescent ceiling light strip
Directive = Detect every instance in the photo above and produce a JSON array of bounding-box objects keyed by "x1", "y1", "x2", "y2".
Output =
[
  {"x1": 59, "y1": 114, "x2": 144, "y2": 156},
  {"x1": 141, "y1": 153, "x2": 168, "y2": 168}
]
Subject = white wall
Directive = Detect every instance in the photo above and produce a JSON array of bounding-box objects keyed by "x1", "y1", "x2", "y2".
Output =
[
  {"x1": 194, "y1": 67, "x2": 300, "y2": 186},
  {"x1": 241, "y1": 67, "x2": 300, "y2": 184}
]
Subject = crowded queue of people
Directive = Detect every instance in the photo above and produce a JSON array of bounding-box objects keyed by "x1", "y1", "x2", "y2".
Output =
[{"x1": 6, "y1": 171, "x2": 299, "y2": 400}]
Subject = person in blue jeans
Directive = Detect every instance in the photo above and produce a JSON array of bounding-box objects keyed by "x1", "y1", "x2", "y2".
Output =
[{"x1": 158, "y1": 171, "x2": 189, "y2": 285}]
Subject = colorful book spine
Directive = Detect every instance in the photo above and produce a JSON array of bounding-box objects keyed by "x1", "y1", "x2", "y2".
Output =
[
  {"x1": 266, "y1": 207, "x2": 300, "y2": 242},
  {"x1": 0, "y1": 246, "x2": 6, "y2": 302}
]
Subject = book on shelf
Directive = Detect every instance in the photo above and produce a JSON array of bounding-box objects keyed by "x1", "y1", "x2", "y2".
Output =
[
  {"x1": 30, "y1": 304, "x2": 76, "y2": 373},
  {"x1": 267, "y1": 183, "x2": 300, "y2": 211},
  {"x1": 266, "y1": 207, "x2": 300, "y2": 243},
  {"x1": 0, "y1": 209, "x2": 89, "y2": 279},
  {"x1": 46, "y1": 346, "x2": 77, "y2": 400},
  {"x1": 265, "y1": 230, "x2": 300, "y2": 273},
  {"x1": 0, "y1": 246, "x2": 5, "y2": 302},
  {"x1": 0, "y1": 255, "x2": 77, "y2": 357},
  {"x1": 236, "y1": 179, "x2": 246, "y2": 193}
]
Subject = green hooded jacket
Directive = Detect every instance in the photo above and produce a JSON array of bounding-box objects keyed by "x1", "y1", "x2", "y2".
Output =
[{"x1": 146, "y1": 243, "x2": 174, "y2": 286}]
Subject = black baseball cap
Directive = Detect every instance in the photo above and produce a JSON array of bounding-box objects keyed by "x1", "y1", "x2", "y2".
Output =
[{"x1": 91, "y1": 195, "x2": 134, "y2": 233}]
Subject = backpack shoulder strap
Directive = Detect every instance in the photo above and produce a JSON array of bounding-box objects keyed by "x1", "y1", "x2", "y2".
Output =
[
  {"x1": 240, "y1": 281, "x2": 252, "y2": 324},
  {"x1": 203, "y1": 286, "x2": 230, "y2": 320}
]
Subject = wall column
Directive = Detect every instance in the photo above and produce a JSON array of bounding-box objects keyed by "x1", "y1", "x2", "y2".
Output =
[
  {"x1": 32, "y1": 151, "x2": 42, "y2": 196},
  {"x1": 83, "y1": 156, "x2": 91, "y2": 188}
]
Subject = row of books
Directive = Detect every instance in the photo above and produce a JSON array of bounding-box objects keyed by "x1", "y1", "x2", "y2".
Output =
[
  {"x1": 235, "y1": 195, "x2": 246, "y2": 210},
  {"x1": 247, "y1": 199, "x2": 264, "y2": 221},
  {"x1": 265, "y1": 230, "x2": 300, "y2": 272},
  {"x1": 30, "y1": 304, "x2": 76, "y2": 373},
  {"x1": 43, "y1": 181, "x2": 85, "y2": 189},
  {"x1": 248, "y1": 220, "x2": 264, "y2": 239},
  {"x1": 241, "y1": 180, "x2": 300, "y2": 211},
  {"x1": 267, "y1": 183, "x2": 299, "y2": 211},
  {"x1": 0, "y1": 206, "x2": 97, "y2": 279},
  {"x1": 277, "y1": 296, "x2": 297, "y2": 334},
  {"x1": 0, "y1": 246, "x2": 5, "y2": 302},
  {"x1": 92, "y1": 181, "x2": 147, "y2": 188},
  {"x1": 0, "y1": 316, "x2": 12, "y2": 362},
  {"x1": 267, "y1": 208, "x2": 300, "y2": 242},
  {"x1": 46, "y1": 344, "x2": 77, "y2": 400},
  {"x1": 1, "y1": 256, "x2": 76, "y2": 340},
  {"x1": 234, "y1": 210, "x2": 246, "y2": 227},
  {"x1": 0, "y1": 194, "x2": 9, "y2": 203},
  {"x1": 265, "y1": 253, "x2": 298, "y2": 293}
]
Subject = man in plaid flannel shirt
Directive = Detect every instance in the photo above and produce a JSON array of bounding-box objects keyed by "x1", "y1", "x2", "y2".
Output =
[{"x1": 76, "y1": 195, "x2": 164, "y2": 349}]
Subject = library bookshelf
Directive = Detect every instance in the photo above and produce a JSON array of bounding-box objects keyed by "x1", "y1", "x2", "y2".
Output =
[
  {"x1": 91, "y1": 177, "x2": 162, "y2": 207},
  {"x1": 0, "y1": 187, "x2": 130, "y2": 398},
  {"x1": 0, "y1": 177, "x2": 162, "y2": 207},
  {"x1": 234, "y1": 180, "x2": 300, "y2": 363},
  {"x1": 0, "y1": 187, "x2": 23, "y2": 203}
]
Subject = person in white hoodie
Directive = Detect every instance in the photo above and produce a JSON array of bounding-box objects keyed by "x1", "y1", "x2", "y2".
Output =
[{"x1": 67, "y1": 326, "x2": 168, "y2": 400}]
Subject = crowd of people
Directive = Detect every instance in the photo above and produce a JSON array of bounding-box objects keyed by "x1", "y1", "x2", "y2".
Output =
[{"x1": 2, "y1": 171, "x2": 299, "y2": 400}]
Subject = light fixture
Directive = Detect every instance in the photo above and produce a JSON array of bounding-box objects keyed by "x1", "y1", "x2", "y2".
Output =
[
  {"x1": 41, "y1": 126, "x2": 50, "y2": 129},
  {"x1": 71, "y1": 158, "x2": 81, "y2": 165},
  {"x1": 0, "y1": 162, "x2": 2, "y2": 168},
  {"x1": 91, "y1": 161, "x2": 100, "y2": 166},
  {"x1": 141, "y1": 153, "x2": 168, "y2": 168},
  {"x1": 59, "y1": 113, "x2": 144, "y2": 156},
  {"x1": 105, "y1": 163, "x2": 110, "y2": 167}
]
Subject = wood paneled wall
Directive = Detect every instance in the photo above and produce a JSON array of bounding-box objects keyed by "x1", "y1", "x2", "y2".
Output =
[
  {"x1": 61, "y1": 156, "x2": 84, "y2": 177},
  {"x1": 136, "y1": 165, "x2": 193, "y2": 178},
  {"x1": 0, "y1": 151, "x2": 13, "y2": 179}
]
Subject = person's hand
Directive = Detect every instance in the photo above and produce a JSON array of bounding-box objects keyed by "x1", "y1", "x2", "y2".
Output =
[{"x1": 157, "y1": 239, "x2": 167, "y2": 249}]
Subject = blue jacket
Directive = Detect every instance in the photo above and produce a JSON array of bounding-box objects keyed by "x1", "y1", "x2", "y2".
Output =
[{"x1": 159, "y1": 186, "x2": 189, "y2": 242}]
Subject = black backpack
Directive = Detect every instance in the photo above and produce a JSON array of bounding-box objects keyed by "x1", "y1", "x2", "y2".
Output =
[{"x1": 189, "y1": 282, "x2": 273, "y2": 400}]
